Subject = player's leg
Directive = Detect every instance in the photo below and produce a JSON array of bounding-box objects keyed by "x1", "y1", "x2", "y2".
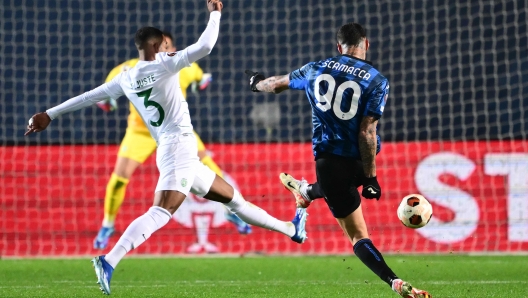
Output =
[
  {"x1": 105, "y1": 142, "x2": 196, "y2": 267},
  {"x1": 316, "y1": 154, "x2": 431, "y2": 297},
  {"x1": 194, "y1": 131, "x2": 251, "y2": 234},
  {"x1": 92, "y1": 189, "x2": 185, "y2": 295},
  {"x1": 103, "y1": 190, "x2": 186, "y2": 268},
  {"x1": 94, "y1": 129, "x2": 157, "y2": 249},
  {"x1": 102, "y1": 156, "x2": 139, "y2": 221},
  {"x1": 280, "y1": 149, "x2": 373, "y2": 208},
  {"x1": 92, "y1": 141, "x2": 197, "y2": 294},
  {"x1": 336, "y1": 207, "x2": 431, "y2": 298},
  {"x1": 279, "y1": 173, "x2": 325, "y2": 208},
  {"x1": 190, "y1": 162, "x2": 307, "y2": 243}
]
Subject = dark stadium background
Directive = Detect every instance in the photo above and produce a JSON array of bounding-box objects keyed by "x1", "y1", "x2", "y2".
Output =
[{"x1": 1, "y1": 0, "x2": 527, "y2": 145}]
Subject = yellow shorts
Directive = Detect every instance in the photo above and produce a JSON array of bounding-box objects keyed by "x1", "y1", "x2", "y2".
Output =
[
  {"x1": 118, "y1": 129, "x2": 157, "y2": 163},
  {"x1": 118, "y1": 129, "x2": 207, "y2": 164}
]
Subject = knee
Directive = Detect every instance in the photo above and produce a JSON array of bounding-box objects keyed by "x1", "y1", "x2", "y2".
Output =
[
  {"x1": 114, "y1": 165, "x2": 135, "y2": 179},
  {"x1": 146, "y1": 206, "x2": 173, "y2": 228},
  {"x1": 154, "y1": 199, "x2": 180, "y2": 214},
  {"x1": 203, "y1": 176, "x2": 234, "y2": 204},
  {"x1": 204, "y1": 191, "x2": 232, "y2": 204},
  {"x1": 158, "y1": 204, "x2": 178, "y2": 214},
  {"x1": 197, "y1": 150, "x2": 207, "y2": 160},
  {"x1": 153, "y1": 191, "x2": 186, "y2": 214},
  {"x1": 114, "y1": 157, "x2": 140, "y2": 179}
]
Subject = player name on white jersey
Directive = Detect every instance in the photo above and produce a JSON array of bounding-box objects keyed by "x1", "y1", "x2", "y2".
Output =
[
  {"x1": 132, "y1": 74, "x2": 156, "y2": 89},
  {"x1": 44, "y1": 11, "x2": 222, "y2": 148}
]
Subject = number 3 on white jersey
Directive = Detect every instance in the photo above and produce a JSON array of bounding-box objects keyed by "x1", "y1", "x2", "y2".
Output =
[
  {"x1": 136, "y1": 88, "x2": 165, "y2": 127},
  {"x1": 314, "y1": 74, "x2": 361, "y2": 120}
]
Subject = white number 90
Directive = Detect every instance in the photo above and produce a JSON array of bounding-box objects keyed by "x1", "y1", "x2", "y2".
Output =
[{"x1": 313, "y1": 74, "x2": 361, "y2": 120}]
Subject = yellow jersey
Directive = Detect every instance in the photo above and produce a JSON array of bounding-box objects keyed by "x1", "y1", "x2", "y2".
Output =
[{"x1": 105, "y1": 58, "x2": 204, "y2": 132}]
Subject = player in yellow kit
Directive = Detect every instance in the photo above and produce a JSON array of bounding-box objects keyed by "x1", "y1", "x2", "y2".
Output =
[{"x1": 93, "y1": 32, "x2": 251, "y2": 249}]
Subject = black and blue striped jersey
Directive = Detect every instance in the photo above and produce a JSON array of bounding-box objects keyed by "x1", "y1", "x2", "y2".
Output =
[{"x1": 289, "y1": 54, "x2": 388, "y2": 159}]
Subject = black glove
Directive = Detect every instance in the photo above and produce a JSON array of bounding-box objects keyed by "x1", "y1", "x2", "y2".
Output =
[
  {"x1": 245, "y1": 70, "x2": 265, "y2": 92},
  {"x1": 362, "y1": 176, "x2": 381, "y2": 200}
]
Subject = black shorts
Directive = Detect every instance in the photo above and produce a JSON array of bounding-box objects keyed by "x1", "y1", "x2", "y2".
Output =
[{"x1": 315, "y1": 153, "x2": 365, "y2": 218}]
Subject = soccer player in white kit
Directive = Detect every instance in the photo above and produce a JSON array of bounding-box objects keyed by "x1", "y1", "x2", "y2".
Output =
[{"x1": 25, "y1": 1, "x2": 307, "y2": 295}]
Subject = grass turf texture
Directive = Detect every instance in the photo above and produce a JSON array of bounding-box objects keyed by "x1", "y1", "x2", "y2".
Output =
[{"x1": 1, "y1": 255, "x2": 527, "y2": 297}]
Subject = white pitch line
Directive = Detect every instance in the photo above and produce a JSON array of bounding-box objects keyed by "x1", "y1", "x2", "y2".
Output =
[
  {"x1": 428, "y1": 280, "x2": 528, "y2": 285},
  {"x1": 1, "y1": 280, "x2": 526, "y2": 289},
  {"x1": 0, "y1": 285, "x2": 170, "y2": 289}
]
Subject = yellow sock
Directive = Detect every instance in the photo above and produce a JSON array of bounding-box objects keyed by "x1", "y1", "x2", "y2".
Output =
[
  {"x1": 200, "y1": 155, "x2": 224, "y2": 178},
  {"x1": 103, "y1": 173, "x2": 130, "y2": 227}
]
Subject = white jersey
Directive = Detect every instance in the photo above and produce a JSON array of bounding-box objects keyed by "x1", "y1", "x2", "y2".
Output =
[
  {"x1": 45, "y1": 11, "x2": 221, "y2": 146},
  {"x1": 103, "y1": 52, "x2": 193, "y2": 144}
]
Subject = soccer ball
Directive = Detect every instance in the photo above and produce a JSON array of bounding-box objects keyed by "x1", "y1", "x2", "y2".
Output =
[{"x1": 397, "y1": 194, "x2": 433, "y2": 229}]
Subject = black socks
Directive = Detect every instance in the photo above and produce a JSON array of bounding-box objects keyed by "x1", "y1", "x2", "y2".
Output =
[
  {"x1": 306, "y1": 182, "x2": 325, "y2": 200},
  {"x1": 353, "y1": 238, "x2": 398, "y2": 286}
]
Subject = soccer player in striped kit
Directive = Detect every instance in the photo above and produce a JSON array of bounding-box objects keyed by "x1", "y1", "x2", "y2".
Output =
[{"x1": 246, "y1": 22, "x2": 431, "y2": 298}]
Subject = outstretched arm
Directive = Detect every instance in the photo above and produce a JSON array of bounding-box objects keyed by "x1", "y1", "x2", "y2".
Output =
[
  {"x1": 25, "y1": 78, "x2": 124, "y2": 135},
  {"x1": 255, "y1": 75, "x2": 290, "y2": 94},
  {"x1": 185, "y1": 0, "x2": 223, "y2": 64},
  {"x1": 245, "y1": 62, "x2": 313, "y2": 94},
  {"x1": 245, "y1": 70, "x2": 290, "y2": 94}
]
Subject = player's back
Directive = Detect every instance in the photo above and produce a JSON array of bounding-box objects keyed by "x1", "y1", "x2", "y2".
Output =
[
  {"x1": 289, "y1": 54, "x2": 389, "y2": 159},
  {"x1": 110, "y1": 52, "x2": 193, "y2": 145}
]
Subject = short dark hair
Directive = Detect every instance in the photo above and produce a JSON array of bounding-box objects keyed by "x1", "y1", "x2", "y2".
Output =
[
  {"x1": 162, "y1": 31, "x2": 173, "y2": 42},
  {"x1": 134, "y1": 27, "x2": 164, "y2": 49},
  {"x1": 336, "y1": 23, "x2": 367, "y2": 47}
]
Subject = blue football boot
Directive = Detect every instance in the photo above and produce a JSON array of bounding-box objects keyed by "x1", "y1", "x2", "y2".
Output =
[
  {"x1": 93, "y1": 227, "x2": 115, "y2": 250},
  {"x1": 291, "y1": 208, "x2": 308, "y2": 244},
  {"x1": 91, "y1": 255, "x2": 114, "y2": 295}
]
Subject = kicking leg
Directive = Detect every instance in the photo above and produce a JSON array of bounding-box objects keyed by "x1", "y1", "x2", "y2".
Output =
[
  {"x1": 316, "y1": 153, "x2": 430, "y2": 297},
  {"x1": 191, "y1": 164, "x2": 307, "y2": 243},
  {"x1": 337, "y1": 206, "x2": 398, "y2": 286},
  {"x1": 208, "y1": 175, "x2": 308, "y2": 242},
  {"x1": 279, "y1": 173, "x2": 325, "y2": 208},
  {"x1": 195, "y1": 134, "x2": 252, "y2": 235},
  {"x1": 337, "y1": 206, "x2": 431, "y2": 298},
  {"x1": 280, "y1": 160, "x2": 365, "y2": 208}
]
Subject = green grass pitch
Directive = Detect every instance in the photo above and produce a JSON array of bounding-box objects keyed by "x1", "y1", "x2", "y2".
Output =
[{"x1": 1, "y1": 255, "x2": 527, "y2": 297}]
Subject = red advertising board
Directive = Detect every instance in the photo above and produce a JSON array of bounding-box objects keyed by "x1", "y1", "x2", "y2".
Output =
[{"x1": 1, "y1": 141, "x2": 527, "y2": 257}]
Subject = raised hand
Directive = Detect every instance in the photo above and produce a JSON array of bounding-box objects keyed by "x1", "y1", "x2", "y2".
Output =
[{"x1": 207, "y1": 0, "x2": 223, "y2": 13}]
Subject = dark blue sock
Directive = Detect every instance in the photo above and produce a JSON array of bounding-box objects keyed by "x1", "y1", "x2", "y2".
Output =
[
  {"x1": 307, "y1": 182, "x2": 325, "y2": 200},
  {"x1": 353, "y1": 238, "x2": 398, "y2": 286}
]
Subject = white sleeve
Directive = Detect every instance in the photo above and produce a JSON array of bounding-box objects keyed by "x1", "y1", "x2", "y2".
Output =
[
  {"x1": 159, "y1": 11, "x2": 221, "y2": 73},
  {"x1": 46, "y1": 74, "x2": 124, "y2": 120}
]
